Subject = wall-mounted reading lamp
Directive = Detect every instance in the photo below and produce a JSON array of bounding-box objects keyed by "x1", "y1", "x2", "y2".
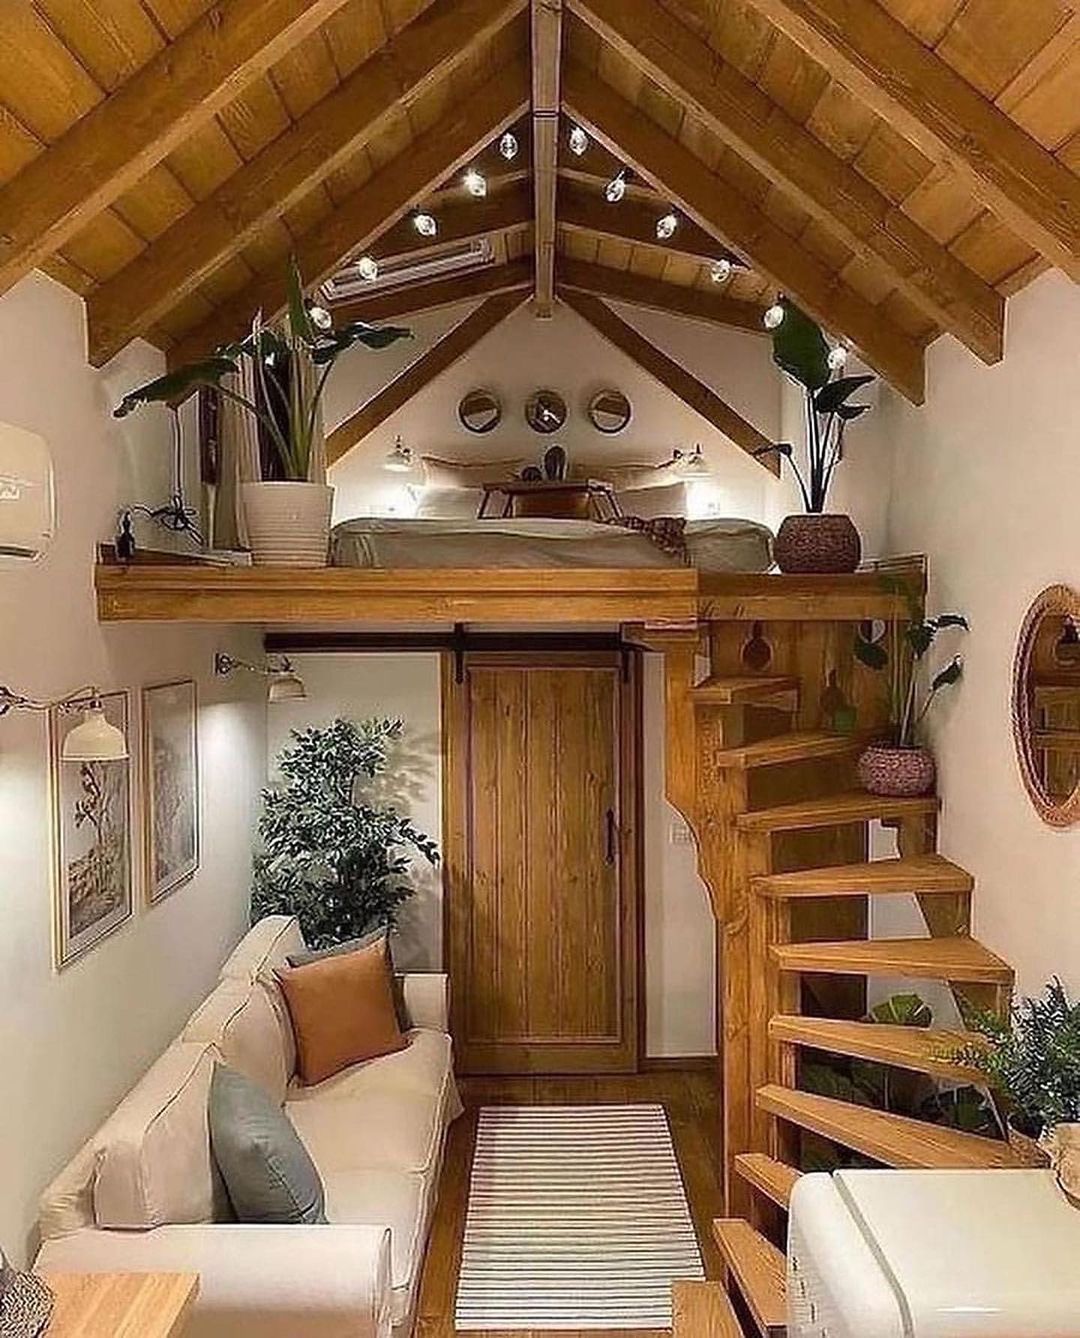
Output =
[
  {"x1": 213, "y1": 653, "x2": 306, "y2": 703},
  {"x1": 0, "y1": 684, "x2": 129, "y2": 761}
]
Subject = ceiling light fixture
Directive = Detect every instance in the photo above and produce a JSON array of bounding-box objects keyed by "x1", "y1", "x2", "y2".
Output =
[
  {"x1": 383, "y1": 435, "x2": 414, "y2": 473},
  {"x1": 568, "y1": 124, "x2": 589, "y2": 156},
  {"x1": 463, "y1": 169, "x2": 487, "y2": 198},
  {"x1": 827, "y1": 344, "x2": 849, "y2": 371},
  {"x1": 214, "y1": 653, "x2": 306, "y2": 703},
  {"x1": 604, "y1": 169, "x2": 628, "y2": 204},
  {"x1": 412, "y1": 211, "x2": 438, "y2": 238},
  {"x1": 655, "y1": 210, "x2": 678, "y2": 240},
  {"x1": 0, "y1": 684, "x2": 129, "y2": 762},
  {"x1": 763, "y1": 300, "x2": 786, "y2": 331},
  {"x1": 355, "y1": 255, "x2": 379, "y2": 282},
  {"x1": 499, "y1": 130, "x2": 519, "y2": 161},
  {"x1": 709, "y1": 258, "x2": 732, "y2": 284}
]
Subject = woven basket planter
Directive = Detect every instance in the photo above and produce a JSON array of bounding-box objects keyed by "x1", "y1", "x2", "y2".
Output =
[
  {"x1": 774, "y1": 513, "x2": 862, "y2": 573},
  {"x1": 857, "y1": 743, "x2": 936, "y2": 797}
]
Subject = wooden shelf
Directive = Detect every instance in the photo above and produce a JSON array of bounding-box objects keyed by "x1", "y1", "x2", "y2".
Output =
[
  {"x1": 712, "y1": 731, "x2": 859, "y2": 769},
  {"x1": 736, "y1": 791, "x2": 938, "y2": 833},
  {"x1": 732, "y1": 1152, "x2": 800, "y2": 1209},
  {"x1": 769, "y1": 1015, "x2": 987, "y2": 1082},
  {"x1": 771, "y1": 935, "x2": 1013, "y2": 983},
  {"x1": 712, "y1": 1220, "x2": 786, "y2": 1337},
  {"x1": 753, "y1": 855, "x2": 973, "y2": 899}
]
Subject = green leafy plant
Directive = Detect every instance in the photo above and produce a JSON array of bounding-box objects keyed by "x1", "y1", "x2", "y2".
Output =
[
  {"x1": 251, "y1": 717, "x2": 438, "y2": 949},
  {"x1": 869, "y1": 992, "x2": 933, "y2": 1028},
  {"x1": 955, "y1": 979, "x2": 1080, "y2": 1137},
  {"x1": 755, "y1": 299, "x2": 874, "y2": 513},
  {"x1": 114, "y1": 257, "x2": 411, "y2": 482},
  {"x1": 854, "y1": 582, "x2": 968, "y2": 746}
]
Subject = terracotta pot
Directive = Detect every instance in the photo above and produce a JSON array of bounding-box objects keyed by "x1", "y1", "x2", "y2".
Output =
[
  {"x1": 857, "y1": 743, "x2": 936, "y2": 797},
  {"x1": 241, "y1": 481, "x2": 333, "y2": 568},
  {"x1": 773, "y1": 513, "x2": 861, "y2": 574},
  {"x1": 1007, "y1": 1120, "x2": 1053, "y2": 1168}
]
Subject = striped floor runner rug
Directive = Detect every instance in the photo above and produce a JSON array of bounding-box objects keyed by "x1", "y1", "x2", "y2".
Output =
[{"x1": 455, "y1": 1105, "x2": 704, "y2": 1330}]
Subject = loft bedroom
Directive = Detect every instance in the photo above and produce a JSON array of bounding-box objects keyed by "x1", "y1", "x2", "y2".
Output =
[{"x1": 2, "y1": 3, "x2": 1080, "y2": 1338}]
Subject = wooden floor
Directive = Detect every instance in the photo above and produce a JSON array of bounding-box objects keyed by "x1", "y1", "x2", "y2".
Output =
[{"x1": 414, "y1": 1070, "x2": 723, "y2": 1338}]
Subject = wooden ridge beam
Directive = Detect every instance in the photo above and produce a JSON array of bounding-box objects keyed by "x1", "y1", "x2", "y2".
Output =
[
  {"x1": 330, "y1": 259, "x2": 533, "y2": 323},
  {"x1": 569, "y1": 0, "x2": 1004, "y2": 363},
  {"x1": 327, "y1": 292, "x2": 527, "y2": 465},
  {"x1": 0, "y1": 0, "x2": 353, "y2": 301},
  {"x1": 562, "y1": 288, "x2": 779, "y2": 473},
  {"x1": 563, "y1": 60, "x2": 926, "y2": 403},
  {"x1": 557, "y1": 258, "x2": 766, "y2": 334},
  {"x1": 531, "y1": 0, "x2": 563, "y2": 316},
  {"x1": 741, "y1": 0, "x2": 1080, "y2": 282},
  {"x1": 360, "y1": 180, "x2": 532, "y2": 264},
  {"x1": 167, "y1": 57, "x2": 529, "y2": 368},
  {"x1": 86, "y1": 0, "x2": 525, "y2": 366}
]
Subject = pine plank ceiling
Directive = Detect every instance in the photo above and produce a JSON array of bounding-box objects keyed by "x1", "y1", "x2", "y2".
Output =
[{"x1": 0, "y1": 0, "x2": 1077, "y2": 403}]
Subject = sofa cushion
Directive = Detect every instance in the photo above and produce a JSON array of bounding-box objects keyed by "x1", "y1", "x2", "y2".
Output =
[
  {"x1": 220, "y1": 916, "x2": 306, "y2": 984},
  {"x1": 209, "y1": 1066, "x2": 326, "y2": 1225},
  {"x1": 287, "y1": 1087, "x2": 442, "y2": 1177},
  {"x1": 184, "y1": 980, "x2": 292, "y2": 1103},
  {"x1": 93, "y1": 1041, "x2": 217, "y2": 1230},
  {"x1": 287, "y1": 930, "x2": 410, "y2": 1032},
  {"x1": 323, "y1": 1169, "x2": 428, "y2": 1325},
  {"x1": 287, "y1": 1029, "x2": 452, "y2": 1107}
]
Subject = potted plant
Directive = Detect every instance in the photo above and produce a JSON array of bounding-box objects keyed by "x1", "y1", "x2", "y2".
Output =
[
  {"x1": 755, "y1": 299, "x2": 874, "y2": 573},
  {"x1": 955, "y1": 980, "x2": 1080, "y2": 1183},
  {"x1": 115, "y1": 258, "x2": 411, "y2": 566},
  {"x1": 854, "y1": 593, "x2": 967, "y2": 796}
]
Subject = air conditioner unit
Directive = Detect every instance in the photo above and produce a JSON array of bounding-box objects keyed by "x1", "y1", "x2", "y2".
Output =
[
  {"x1": 0, "y1": 422, "x2": 54, "y2": 561},
  {"x1": 788, "y1": 1169, "x2": 1080, "y2": 1337}
]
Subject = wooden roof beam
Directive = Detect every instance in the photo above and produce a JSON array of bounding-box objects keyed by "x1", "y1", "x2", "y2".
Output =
[
  {"x1": 569, "y1": 0, "x2": 1004, "y2": 363},
  {"x1": 562, "y1": 60, "x2": 926, "y2": 403},
  {"x1": 0, "y1": 0, "x2": 353, "y2": 301},
  {"x1": 330, "y1": 259, "x2": 533, "y2": 323},
  {"x1": 561, "y1": 288, "x2": 779, "y2": 474},
  {"x1": 87, "y1": 0, "x2": 526, "y2": 366},
  {"x1": 741, "y1": 0, "x2": 1080, "y2": 282},
  {"x1": 327, "y1": 292, "x2": 528, "y2": 465},
  {"x1": 557, "y1": 258, "x2": 765, "y2": 335},
  {"x1": 358, "y1": 180, "x2": 532, "y2": 264},
  {"x1": 167, "y1": 58, "x2": 529, "y2": 368},
  {"x1": 531, "y1": 0, "x2": 563, "y2": 316}
]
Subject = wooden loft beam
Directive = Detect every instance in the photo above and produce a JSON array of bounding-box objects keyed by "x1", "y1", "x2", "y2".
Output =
[
  {"x1": 558, "y1": 258, "x2": 765, "y2": 334},
  {"x1": 168, "y1": 59, "x2": 529, "y2": 368},
  {"x1": 741, "y1": 0, "x2": 1080, "y2": 282},
  {"x1": 562, "y1": 288, "x2": 780, "y2": 474},
  {"x1": 365, "y1": 180, "x2": 531, "y2": 263},
  {"x1": 562, "y1": 61, "x2": 926, "y2": 403},
  {"x1": 86, "y1": 0, "x2": 525, "y2": 366},
  {"x1": 329, "y1": 259, "x2": 532, "y2": 323},
  {"x1": 327, "y1": 291, "x2": 527, "y2": 465},
  {"x1": 0, "y1": 0, "x2": 352, "y2": 301},
  {"x1": 531, "y1": 0, "x2": 563, "y2": 316},
  {"x1": 569, "y1": 0, "x2": 1004, "y2": 364}
]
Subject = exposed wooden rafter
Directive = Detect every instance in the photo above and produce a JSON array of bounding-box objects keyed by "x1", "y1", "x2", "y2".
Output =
[
  {"x1": 741, "y1": 0, "x2": 1080, "y2": 282},
  {"x1": 327, "y1": 292, "x2": 528, "y2": 465},
  {"x1": 531, "y1": 0, "x2": 563, "y2": 316},
  {"x1": 558, "y1": 258, "x2": 765, "y2": 334},
  {"x1": 330, "y1": 259, "x2": 533, "y2": 324},
  {"x1": 167, "y1": 58, "x2": 529, "y2": 368},
  {"x1": 86, "y1": 0, "x2": 526, "y2": 366},
  {"x1": 0, "y1": 0, "x2": 353, "y2": 301},
  {"x1": 568, "y1": 0, "x2": 1004, "y2": 364},
  {"x1": 561, "y1": 289, "x2": 780, "y2": 474},
  {"x1": 562, "y1": 60, "x2": 926, "y2": 403}
]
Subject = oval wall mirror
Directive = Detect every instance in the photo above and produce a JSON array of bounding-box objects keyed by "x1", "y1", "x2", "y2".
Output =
[
  {"x1": 1012, "y1": 584, "x2": 1080, "y2": 827},
  {"x1": 458, "y1": 389, "x2": 502, "y2": 434},
  {"x1": 587, "y1": 389, "x2": 632, "y2": 434},
  {"x1": 524, "y1": 389, "x2": 567, "y2": 435}
]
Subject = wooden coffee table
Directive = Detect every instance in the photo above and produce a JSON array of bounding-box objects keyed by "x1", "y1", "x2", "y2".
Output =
[
  {"x1": 38, "y1": 1272, "x2": 198, "y2": 1337},
  {"x1": 477, "y1": 480, "x2": 621, "y2": 521}
]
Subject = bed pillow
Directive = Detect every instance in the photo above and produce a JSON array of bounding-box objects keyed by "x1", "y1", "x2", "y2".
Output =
[
  {"x1": 576, "y1": 459, "x2": 682, "y2": 491},
  {"x1": 616, "y1": 481, "x2": 688, "y2": 519},
  {"x1": 415, "y1": 487, "x2": 484, "y2": 520},
  {"x1": 421, "y1": 456, "x2": 525, "y2": 489},
  {"x1": 287, "y1": 928, "x2": 410, "y2": 1031}
]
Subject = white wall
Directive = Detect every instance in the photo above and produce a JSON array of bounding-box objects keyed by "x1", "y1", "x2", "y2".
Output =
[
  {"x1": 882, "y1": 270, "x2": 1080, "y2": 998},
  {"x1": 0, "y1": 273, "x2": 266, "y2": 1263}
]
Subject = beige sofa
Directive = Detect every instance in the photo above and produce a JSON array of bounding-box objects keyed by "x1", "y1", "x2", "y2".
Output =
[{"x1": 35, "y1": 916, "x2": 462, "y2": 1338}]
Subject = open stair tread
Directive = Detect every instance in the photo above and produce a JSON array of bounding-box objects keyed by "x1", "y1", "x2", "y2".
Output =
[
  {"x1": 771, "y1": 935, "x2": 1013, "y2": 983},
  {"x1": 736, "y1": 791, "x2": 938, "y2": 832},
  {"x1": 672, "y1": 1280, "x2": 743, "y2": 1338},
  {"x1": 712, "y1": 732, "x2": 860, "y2": 769},
  {"x1": 769, "y1": 1015, "x2": 987, "y2": 1081},
  {"x1": 757, "y1": 1084, "x2": 1021, "y2": 1169},
  {"x1": 754, "y1": 855, "x2": 973, "y2": 898},
  {"x1": 733, "y1": 1152, "x2": 801, "y2": 1209},
  {"x1": 712, "y1": 1220, "x2": 786, "y2": 1337},
  {"x1": 691, "y1": 675, "x2": 799, "y2": 706}
]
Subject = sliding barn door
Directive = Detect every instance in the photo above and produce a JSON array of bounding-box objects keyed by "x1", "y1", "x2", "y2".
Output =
[{"x1": 445, "y1": 652, "x2": 640, "y2": 1074}]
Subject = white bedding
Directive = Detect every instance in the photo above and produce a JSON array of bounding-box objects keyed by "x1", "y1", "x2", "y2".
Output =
[{"x1": 330, "y1": 516, "x2": 773, "y2": 573}]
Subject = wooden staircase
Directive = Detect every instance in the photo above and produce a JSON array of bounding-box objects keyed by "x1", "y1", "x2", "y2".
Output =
[{"x1": 659, "y1": 588, "x2": 1020, "y2": 1336}]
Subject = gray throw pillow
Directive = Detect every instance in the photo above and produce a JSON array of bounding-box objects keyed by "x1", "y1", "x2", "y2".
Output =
[
  {"x1": 288, "y1": 928, "x2": 411, "y2": 1031},
  {"x1": 209, "y1": 1065, "x2": 326, "y2": 1224}
]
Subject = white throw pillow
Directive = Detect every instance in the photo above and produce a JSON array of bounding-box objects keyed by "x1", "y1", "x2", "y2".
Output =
[
  {"x1": 616, "y1": 482, "x2": 688, "y2": 519},
  {"x1": 420, "y1": 456, "x2": 525, "y2": 489},
  {"x1": 415, "y1": 488, "x2": 485, "y2": 520}
]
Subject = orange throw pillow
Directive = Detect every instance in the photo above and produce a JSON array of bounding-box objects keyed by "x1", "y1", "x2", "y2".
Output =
[{"x1": 277, "y1": 938, "x2": 407, "y2": 1086}]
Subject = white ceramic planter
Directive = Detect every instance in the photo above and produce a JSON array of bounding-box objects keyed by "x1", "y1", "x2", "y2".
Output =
[{"x1": 241, "y1": 481, "x2": 333, "y2": 567}]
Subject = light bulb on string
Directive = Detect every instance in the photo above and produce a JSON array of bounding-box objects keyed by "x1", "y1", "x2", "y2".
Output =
[
  {"x1": 604, "y1": 169, "x2": 628, "y2": 204},
  {"x1": 827, "y1": 344, "x2": 849, "y2": 371},
  {"x1": 763, "y1": 301, "x2": 786, "y2": 331},
  {"x1": 499, "y1": 131, "x2": 519, "y2": 161},
  {"x1": 463, "y1": 169, "x2": 487, "y2": 198},
  {"x1": 709, "y1": 258, "x2": 732, "y2": 284},
  {"x1": 356, "y1": 255, "x2": 379, "y2": 282},
  {"x1": 568, "y1": 124, "x2": 589, "y2": 156},
  {"x1": 412, "y1": 211, "x2": 438, "y2": 238},
  {"x1": 655, "y1": 210, "x2": 678, "y2": 240}
]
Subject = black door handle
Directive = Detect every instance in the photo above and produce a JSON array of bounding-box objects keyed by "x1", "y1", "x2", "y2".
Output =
[{"x1": 605, "y1": 808, "x2": 617, "y2": 864}]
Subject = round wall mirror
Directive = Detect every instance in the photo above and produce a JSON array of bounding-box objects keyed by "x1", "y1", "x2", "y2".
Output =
[
  {"x1": 524, "y1": 389, "x2": 567, "y2": 435},
  {"x1": 458, "y1": 389, "x2": 501, "y2": 434},
  {"x1": 1012, "y1": 584, "x2": 1080, "y2": 827},
  {"x1": 587, "y1": 389, "x2": 632, "y2": 434}
]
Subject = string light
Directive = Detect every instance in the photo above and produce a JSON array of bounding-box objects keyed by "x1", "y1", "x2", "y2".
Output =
[
  {"x1": 763, "y1": 301, "x2": 786, "y2": 331},
  {"x1": 463, "y1": 169, "x2": 487, "y2": 198},
  {"x1": 604, "y1": 169, "x2": 628, "y2": 203},
  {"x1": 356, "y1": 255, "x2": 379, "y2": 282},
  {"x1": 709, "y1": 258, "x2": 732, "y2": 284},
  {"x1": 499, "y1": 131, "x2": 519, "y2": 160},
  {"x1": 827, "y1": 344, "x2": 849, "y2": 371},
  {"x1": 655, "y1": 210, "x2": 678, "y2": 240},
  {"x1": 568, "y1": 124, "x2": 589, "y2": 156},
  {"x1": 307, "y1": 303, "x2": 332, "y2": 331},
  {"x1": 412, "y1": 211, "x2": 438, "y2": 238}
]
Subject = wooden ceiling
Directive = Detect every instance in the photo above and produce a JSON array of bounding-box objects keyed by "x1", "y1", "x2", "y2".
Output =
[{"x1": 1, "y1": 0, "x2": 1077, "y2": 405}]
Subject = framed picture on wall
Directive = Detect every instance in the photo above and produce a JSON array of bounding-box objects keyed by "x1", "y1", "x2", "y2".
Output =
[
  {"x1": 49, "y1": 690, "x2": 134, "y2": 969},
  {"x1": 142, "y1": 679, "x2": 199, "y2": 904}
]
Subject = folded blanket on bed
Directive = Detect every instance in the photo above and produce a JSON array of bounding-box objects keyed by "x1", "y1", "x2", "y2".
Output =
[{"x1": 603, "y1": 515, "x2": 688, "y2": 561}]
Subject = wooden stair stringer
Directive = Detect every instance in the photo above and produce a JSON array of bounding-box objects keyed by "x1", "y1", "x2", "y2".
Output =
[{"x1": 712, "y1": 1219, "x2": 786, "y2": 1337}]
